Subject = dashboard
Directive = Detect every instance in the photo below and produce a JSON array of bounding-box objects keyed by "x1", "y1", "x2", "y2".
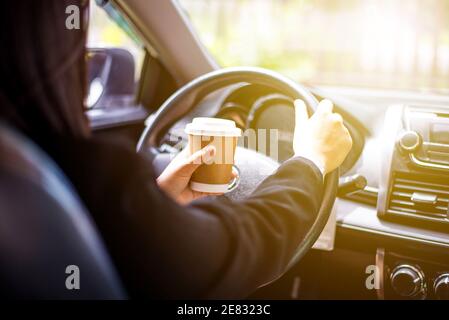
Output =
[
  {"x1": 329, "y1": 90, "x2": 449, "y2": 300},
  {"x1": 160, "y1": 84, "x2": 449, "y2": 300},
  {"x1": 378, "y1": 105, "x2": 449, "y2": 226}
]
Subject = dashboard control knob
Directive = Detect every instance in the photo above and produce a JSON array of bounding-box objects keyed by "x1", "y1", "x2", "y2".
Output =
[
  {"x1": 434, "y1": 274, "x2": 449, "y2": 300},
  {"x1": 390, "y1": 265, "x2": 425, "y2": 298},
  {"x1": 398, "y1": 131, "x2": 421, "y2": 152}
]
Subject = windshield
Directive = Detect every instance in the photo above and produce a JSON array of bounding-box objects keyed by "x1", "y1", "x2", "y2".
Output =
[{"x1": 179, "y1": 0, "x2": 449, "y2": 94}]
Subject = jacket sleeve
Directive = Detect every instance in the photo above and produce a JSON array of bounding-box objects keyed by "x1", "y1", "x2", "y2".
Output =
[
  {"x1": 49, "y1": 139, "x2": 323, "y2": 299},
  {"x1": 124, "y1": 154, "x2": 323, "y2": 298}
]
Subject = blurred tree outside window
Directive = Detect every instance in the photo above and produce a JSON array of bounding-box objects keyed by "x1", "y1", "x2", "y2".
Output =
[{"x1": 179, "y1": 0, "x2": 449, "y2": 93}]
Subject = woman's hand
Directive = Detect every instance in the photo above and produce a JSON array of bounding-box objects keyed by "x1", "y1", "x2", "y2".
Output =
[
  {"x1": 293, "y1": 99, "x2": 353, "y2": 175},
  {"x1": 157, "y1": 144, "x2": 217, "y2": 205}
]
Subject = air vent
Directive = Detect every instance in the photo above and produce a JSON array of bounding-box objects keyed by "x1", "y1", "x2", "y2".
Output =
[
  {"x1": 408, "y1": 106, "x2": 449, "y2": 166},
  {"x1": 425, "y1": 142, "x2": 449, "y2": 165},
  {"x1": 387, "y1": 172, "x2": 449, "y2": 222}
]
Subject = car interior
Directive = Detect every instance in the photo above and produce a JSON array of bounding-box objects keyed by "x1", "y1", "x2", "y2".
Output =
[{"x1": 1, "y1": 0, "x2": 449, "y2": 300}]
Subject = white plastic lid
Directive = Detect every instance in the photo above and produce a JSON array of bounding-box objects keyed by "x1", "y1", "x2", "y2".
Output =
[{"x1": 185, "y1": 117, "x2": 241, "y2": 137}]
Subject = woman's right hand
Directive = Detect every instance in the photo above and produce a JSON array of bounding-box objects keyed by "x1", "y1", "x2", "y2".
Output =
[{"x1": 293, "y1": 99, "x2": 353, "y2": 175}]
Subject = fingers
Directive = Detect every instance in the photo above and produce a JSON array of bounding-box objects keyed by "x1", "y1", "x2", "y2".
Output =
[
  {"x1": 343, "y1": 126, "x2": 353, "y2": 149},
  {"x1": 292, "y1": 97, "x2": 353, "y2": 175},
  {"x1": 315, "y1": 99, "x2": 334, "y2": 116},
  {"x1": 187, "y1": 145, "x2": 215, "y2": 165},
  {"x1": 296, "y1": 99, "x2": 335, "y2": 123},
  {"x1": 329, "y1": 112, "x2": 343, "y2": 124},
  {"x1": 176, "y1": 145, "x2": 216, "y2": 178},
  {"x1": 294, "y1": 99, "x2": 309, "y2": 129},
  {"x1": 314, "y1": 100, "x2": 344, "y2": 127}
]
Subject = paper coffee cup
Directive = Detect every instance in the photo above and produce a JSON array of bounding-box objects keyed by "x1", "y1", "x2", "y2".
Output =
[{"x1": 185, "y1": 117, "x2": 242, "y2": 193}]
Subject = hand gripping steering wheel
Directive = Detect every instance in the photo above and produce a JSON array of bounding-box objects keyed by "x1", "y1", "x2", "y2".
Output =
[{"x1": 137, "y1": 67, "x2": 338, "y2": 272}]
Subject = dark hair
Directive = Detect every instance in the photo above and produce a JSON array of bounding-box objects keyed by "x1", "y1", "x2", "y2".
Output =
[{"x1": 0, "y1": 0, "x2": 90, "y2": 141}]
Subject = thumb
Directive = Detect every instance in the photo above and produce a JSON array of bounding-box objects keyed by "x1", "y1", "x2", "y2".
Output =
[
  {"x1": 176, "y1": 145, "x2": 216, "y2": 178},
  {"x1": 315, "y1": 99, "x2": 334, "y2": 116},
  {"x1": 294, "y1": 99, "x2": 309, "y2": 131}
]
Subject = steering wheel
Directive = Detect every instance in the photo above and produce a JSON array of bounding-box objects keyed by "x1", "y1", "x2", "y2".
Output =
[{"x1": 137, "y1": 67, "x2": 338, "y2": 272}]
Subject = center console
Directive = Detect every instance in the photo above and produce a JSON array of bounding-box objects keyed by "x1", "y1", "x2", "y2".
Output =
[
  {"x1": 378, "y1": 104, "x2": 449, "y2": 226},
  {"x1": 377, "y1": 104, "x2": 449, "y2": 299}
]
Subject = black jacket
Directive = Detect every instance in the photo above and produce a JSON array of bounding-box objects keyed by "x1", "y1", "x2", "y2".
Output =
[{"x1": 44, "y1": 136, "x2": 323, "y2": 298}]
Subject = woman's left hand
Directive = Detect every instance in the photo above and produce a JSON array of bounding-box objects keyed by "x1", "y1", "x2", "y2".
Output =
[{"x1": 157, "y1": 144, "x2": 217, "y2": 205}]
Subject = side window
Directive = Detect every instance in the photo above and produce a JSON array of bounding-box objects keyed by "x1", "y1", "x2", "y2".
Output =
[{"x1": 86, "y1": 1, "x2": 145, "y2": 110}]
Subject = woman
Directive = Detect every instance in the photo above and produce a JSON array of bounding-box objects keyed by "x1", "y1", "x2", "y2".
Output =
[{"x1": 0, "y1": 0, "x2": 351, "y2": 298}]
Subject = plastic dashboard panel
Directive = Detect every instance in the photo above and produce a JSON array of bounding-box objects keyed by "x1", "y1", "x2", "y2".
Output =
[{"x1": 337, "y1": 198, "x2": 449, "y2": 249}]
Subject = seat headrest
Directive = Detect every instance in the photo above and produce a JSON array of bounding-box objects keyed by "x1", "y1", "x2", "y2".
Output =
[{"x1": 0, "y1": 123, "x2": 126, "y2": 299}]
